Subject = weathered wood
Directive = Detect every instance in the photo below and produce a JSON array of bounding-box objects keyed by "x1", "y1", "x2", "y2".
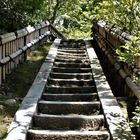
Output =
[
  {"x1": 34, "y1": 24, "x2": 42, "y2": 30},
  {"x1": 16, "y1": 29, "x2": 28, "y2": 39},
  {"x1": 34, "y1": 24, "x2": 42, "y2": 40},
  {"x1": 40, "y1": 21, "x2": 48, "y2": 28},
  {"x1": 0, "y1": 32, "x2": 16, "y2": 44},
  {"x1": 26, "y1": 26, "x2": 35, "y2": 34},
  {"x1": 0, "y1": 21, "x2": 65, "y2": 86}
]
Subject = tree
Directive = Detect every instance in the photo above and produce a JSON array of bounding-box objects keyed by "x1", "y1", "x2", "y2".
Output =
[
  {"x1": 0, "y1": 0, "x2": 45, "y2": 32},
  {"x1": 90, "y1": 0, "x2": 140, "y2": 35}
]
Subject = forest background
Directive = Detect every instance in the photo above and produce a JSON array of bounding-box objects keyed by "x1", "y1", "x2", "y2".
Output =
[{"x1": 0, "y1": 0, "x2": 139, "y2": 38}]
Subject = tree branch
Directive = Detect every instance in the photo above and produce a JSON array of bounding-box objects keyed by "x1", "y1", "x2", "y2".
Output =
[{"x1": 51, "y1": 0, "x2": 60, "y2": 24}]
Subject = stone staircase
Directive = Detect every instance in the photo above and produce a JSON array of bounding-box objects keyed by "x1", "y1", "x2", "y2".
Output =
[{"x1": 27, "y1": 40, "x2": 110, "y2": 140}]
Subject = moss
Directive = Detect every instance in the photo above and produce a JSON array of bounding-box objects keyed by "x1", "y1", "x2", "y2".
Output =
[{"x1": 0, "y1": 125, "x2": 7, "y2": 139}]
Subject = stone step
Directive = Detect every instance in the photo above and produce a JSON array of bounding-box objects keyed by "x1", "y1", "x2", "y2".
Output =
[
  {"x1": 60, "y1": 40, "x2": 85, "y2": 46},
  {"x1": 45, "y1": 86, "x2": 96, "y2": 93},
  {"x1": 60, "y1": 39, "x2": 84, "y2": 43},
  {"x1": 54, "y1": 58, "x2": 90, "y2": 63},
  {"x1": 59, "y1": 44, "x2": 85, "y2": 50},
  {"x1": 33, "y1": 114, "x2": 105, "y2": 130},
  {"x1": 55, "y1": 57, "x2": 88, "y2": 61},
  {"x1": 56, "y1": 55, "x2": 88, "y2": 59},
  {"x1": 38, "y1": 101, "x2": 100, "y2": 115},
  {"x1": 27, "y1": 130, "x2": 110, "y2": 140},
  {"x1": 57, "y1": 52, "x2": 87, "y2": 56},
  {"x1": 42, "y1": 93, "x2": 98, "y2": 101},
  {"x1": 52, "y1": 67, "x2": 92, "y2": 73},
  {"x1": 49, "y1": 72, "x2": 93, "y2": 79},
  {"x1": 59, "y1": 43, "x2": 85, "y2": 47},
  {"x1": 53, "y1": 62, "x2": 90, "y2": 68},
  {"x1": 47, "y1": 78, "x2": 95, "y2": 86},
  {"x1": 58, "y1": 45, "x2": 85, "y2": 49},
  {"x1": 58, "y1": 49, "x2": 86, "y2": 53}
]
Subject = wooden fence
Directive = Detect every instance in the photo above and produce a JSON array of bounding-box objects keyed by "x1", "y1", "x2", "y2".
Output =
[
  {"x1": 91, "y1": 20, "x2": 140, "y2": 99},
  {"x1": 0, "y1": 21, "x2": 65, "y2": 85}
]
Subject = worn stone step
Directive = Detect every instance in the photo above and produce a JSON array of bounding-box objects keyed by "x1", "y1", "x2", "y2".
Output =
[
  {"x1": 55, "y1": 57, "x2": 88, "y2": 61},
  {"x1": 53, "y1": 62, "x2": 90, "y2": 68},
  {"x1": 60, "y1": 39, "x2": 84, "y2": 43},
  {"x1": 56, "y1": 54, "x2": 87, "y2": 58},
  {"x1": 52, "y1": 67, "x2": 92, "y2": 73},
  {"x1": 60, "y1": 40, "x2": 85, "y2": 46},
  {"x1": 49, "y1": 72, "x2": 93, "y2": 80},
  {"x1": 59, "y1": 43, "x2": 85, "y2": 48},
  {"x1": 55, "y1": 58, "x2": 90, "y2": 63},
  {"x1": 38, "y1": 101, "x2": 100, "y2": 115},
  {"x1": 58, "y1": 49, "x2": 86, "y2": 53},
  {"x1": 33, "y1": 114, "x2": 105, "y2": 130},
  {"x1": 56, "y1": 55, "x2": 88, "y2": 59},
  {"x1": 27, "y1": 130, "x2": 110, "y2": 140},
  {"x1": 47, "y1": 78, "x2": 95, "y2": 86},
  {"x1": 45, "y1": 86, "x2": 96, "y2": 93},
  {"x1": 42, "y1": 93, "x2": 98, "y2": 101},
  {"x1": 57, "y1": 51, "x2": 86, "y2": 54},
  {"x1": 56, "y1": 55, "x2": 88, "y2": 60},
  {"x1": 59, "y1": 44, "x2": 86, "y2": 50},
  {"x1": 57, "y1": 52, "x2": 87, "y2": 56},
  {"x1": 58, "y1": 46, "x2": 85, "y2": 49}
]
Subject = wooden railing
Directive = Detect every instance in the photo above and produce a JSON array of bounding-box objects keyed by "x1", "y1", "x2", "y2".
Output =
[
  {"x1": 0, "y1": 21, "x2": 65, "y2": 85},
  {"x1": 91, "y1": 20, "x2": 140, "y2": 99}
]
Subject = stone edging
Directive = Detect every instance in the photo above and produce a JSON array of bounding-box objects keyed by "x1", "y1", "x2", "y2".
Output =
[{"x1": 85, "y1": 40, "x2": 135, "y2": 140}]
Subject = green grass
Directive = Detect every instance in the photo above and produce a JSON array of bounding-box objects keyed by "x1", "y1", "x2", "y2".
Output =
[{"x1": 0, "y1": 43, "x2": 51, "y2": 139}]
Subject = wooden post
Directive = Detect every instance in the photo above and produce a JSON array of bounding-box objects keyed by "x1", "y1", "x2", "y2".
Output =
[
  {"x1": 0, "y1": 42, "x2": 2, "y2": 85},
  {"x1": 34, "y1": 23, "x2": 42, "y2": 48},
  {"x1": 2, "y1": 44, "x2": 6, "y2": 81},
  {"x1": 25, "y1": 26, "x2": 35, "y2": 55},
  {"x1": 16, "y1": 28, "x2": 28, "y2": 63},
  {"x1": 0, "y1": 33, "x2": 16, "y2": 83}
]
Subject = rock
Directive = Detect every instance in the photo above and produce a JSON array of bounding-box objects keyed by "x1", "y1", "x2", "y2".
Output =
[{"x1": 5, "y1": 99, "x2": 16, "y2": 105}]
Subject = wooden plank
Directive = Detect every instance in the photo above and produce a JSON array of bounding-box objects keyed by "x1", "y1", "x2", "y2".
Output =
[{"x1": 0, "y1": 44, "x2": 2, "y2": 85}]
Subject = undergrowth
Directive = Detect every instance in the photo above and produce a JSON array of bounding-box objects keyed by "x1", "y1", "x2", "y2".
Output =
[{"x1": 0, "y1": 43, "x2": 51, "y2": 139}]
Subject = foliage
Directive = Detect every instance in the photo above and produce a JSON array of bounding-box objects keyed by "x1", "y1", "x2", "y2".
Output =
[
  {"x1": 63, "y1": 28, "x2": 91, "y2": 39},
  {"x1": 130, "y1": 101, "x2": 140, "y2": 132},
  {"x1": 91, "y1": 0, "x2": 140, "y2": 35},
  {"x1": 0, "y1": 0, "x2": 140, "y2": 37},
  {"x1": 116, "y1": 38, "x2": 140, "y2": 65},
  {"x1": 0, "y1": 0, "x2": 95, "y2": 37},
  {"x1": 0, "y1": 0, "x2": 45, "y2": 32}
]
